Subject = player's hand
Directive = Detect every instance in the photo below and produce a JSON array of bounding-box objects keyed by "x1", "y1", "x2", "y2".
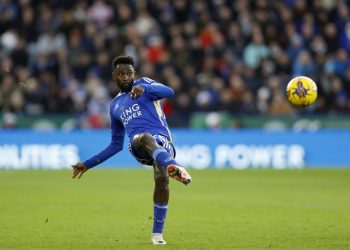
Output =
[
  {"x1": 71, "y1": 162, "x2": 87, "y2": 179},
  {"x1": 130, "y1": 85, "x2": 145, "y2": 100}
]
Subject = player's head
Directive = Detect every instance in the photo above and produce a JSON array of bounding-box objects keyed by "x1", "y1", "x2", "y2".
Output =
[{"x1": 112, "y1": 55, "x2": 135, "y2": 93}]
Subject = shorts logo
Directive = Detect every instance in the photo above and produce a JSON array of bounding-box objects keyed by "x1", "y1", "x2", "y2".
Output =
[{"x1": 164, "y1": 157, "x2": 172, "y2": 162}]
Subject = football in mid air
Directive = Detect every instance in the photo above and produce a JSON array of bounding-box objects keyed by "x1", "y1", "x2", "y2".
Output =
[{"x1": 286, "y1": 76, "x2": 318, "y2": 107}]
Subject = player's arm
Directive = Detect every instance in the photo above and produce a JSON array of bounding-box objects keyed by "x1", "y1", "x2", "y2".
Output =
[
  {"x1": 130, "y1": 78, "x2": 174, "y2": 100},
  {"x1": 72, "y1": 112, "x2": 125, "y2": 179}
]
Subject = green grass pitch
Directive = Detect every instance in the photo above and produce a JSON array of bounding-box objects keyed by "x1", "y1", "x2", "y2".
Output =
[{"x1": 1, "y1": 169, "x2": 350, "y2": 250}]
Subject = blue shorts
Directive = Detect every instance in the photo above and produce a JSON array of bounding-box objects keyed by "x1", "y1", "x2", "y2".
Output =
[{"x1": 128, "y1": 134, "x2": 176, "y2": 166}]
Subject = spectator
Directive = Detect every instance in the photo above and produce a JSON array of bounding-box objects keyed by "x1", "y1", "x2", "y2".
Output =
[
  {"x1": 292, "y1": 50, "x2": 316, "y2": 77},
  {"x1": 243, "y1": 27, "x2": 270, "y2": 69}
]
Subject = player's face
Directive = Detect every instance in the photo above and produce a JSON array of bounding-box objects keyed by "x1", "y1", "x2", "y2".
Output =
[{"x1": 112, "y1": 64, "x2": 135, "y2": 93}]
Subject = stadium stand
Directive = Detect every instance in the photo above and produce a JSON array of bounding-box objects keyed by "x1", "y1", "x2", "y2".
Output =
[{"x1": 1, "y1": 0, "x2": 350, "y2": 128}]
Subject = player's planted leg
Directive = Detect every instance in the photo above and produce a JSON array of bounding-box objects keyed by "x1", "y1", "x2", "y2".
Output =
[
  {"x1": 151, "y1": 163, "x2": 169, "y2": 245},
  {"x1": 132, "y1": 133, "x2": 192, "y2": 185},
  {"x1": 132, "y1": 133, "x2": 191, "y2": 244}
]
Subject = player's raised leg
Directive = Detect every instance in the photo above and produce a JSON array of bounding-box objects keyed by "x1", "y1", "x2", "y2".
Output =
[
  {"x1": 151, "y1": 163, "x2": 169, "y2": 245},
  {"x1": 132, "y1": 133, "x2": 192, "y2": 185}
]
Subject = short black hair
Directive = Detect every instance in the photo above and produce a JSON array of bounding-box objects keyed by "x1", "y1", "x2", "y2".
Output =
[{"x1": 112, "y1": 55, "x2": 135, "y2": 70}]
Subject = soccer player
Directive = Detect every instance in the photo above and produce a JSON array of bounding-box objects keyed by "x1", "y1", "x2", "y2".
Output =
[{"x1": 71, "y1": 55, "x2": 192, "y2": 245}]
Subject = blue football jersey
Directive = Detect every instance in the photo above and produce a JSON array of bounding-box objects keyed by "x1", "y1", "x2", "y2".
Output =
[{"x1": 84, "y1": 77, "x2": 174, "y2": 169}]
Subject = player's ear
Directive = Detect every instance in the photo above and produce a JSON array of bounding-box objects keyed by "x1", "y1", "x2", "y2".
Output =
[{"x1": 112, "y1": 70, "x2": 117, "y2": 80}]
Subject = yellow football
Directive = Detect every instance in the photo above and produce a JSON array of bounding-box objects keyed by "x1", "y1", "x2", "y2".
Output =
[{"x1": 286, "y1": 76, "x2": 318, "y2": 107}]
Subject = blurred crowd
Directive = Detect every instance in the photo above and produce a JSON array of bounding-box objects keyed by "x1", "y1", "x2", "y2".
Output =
[{"x1": 1, "y1": 0, "x2": 350, "y2": 128}]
